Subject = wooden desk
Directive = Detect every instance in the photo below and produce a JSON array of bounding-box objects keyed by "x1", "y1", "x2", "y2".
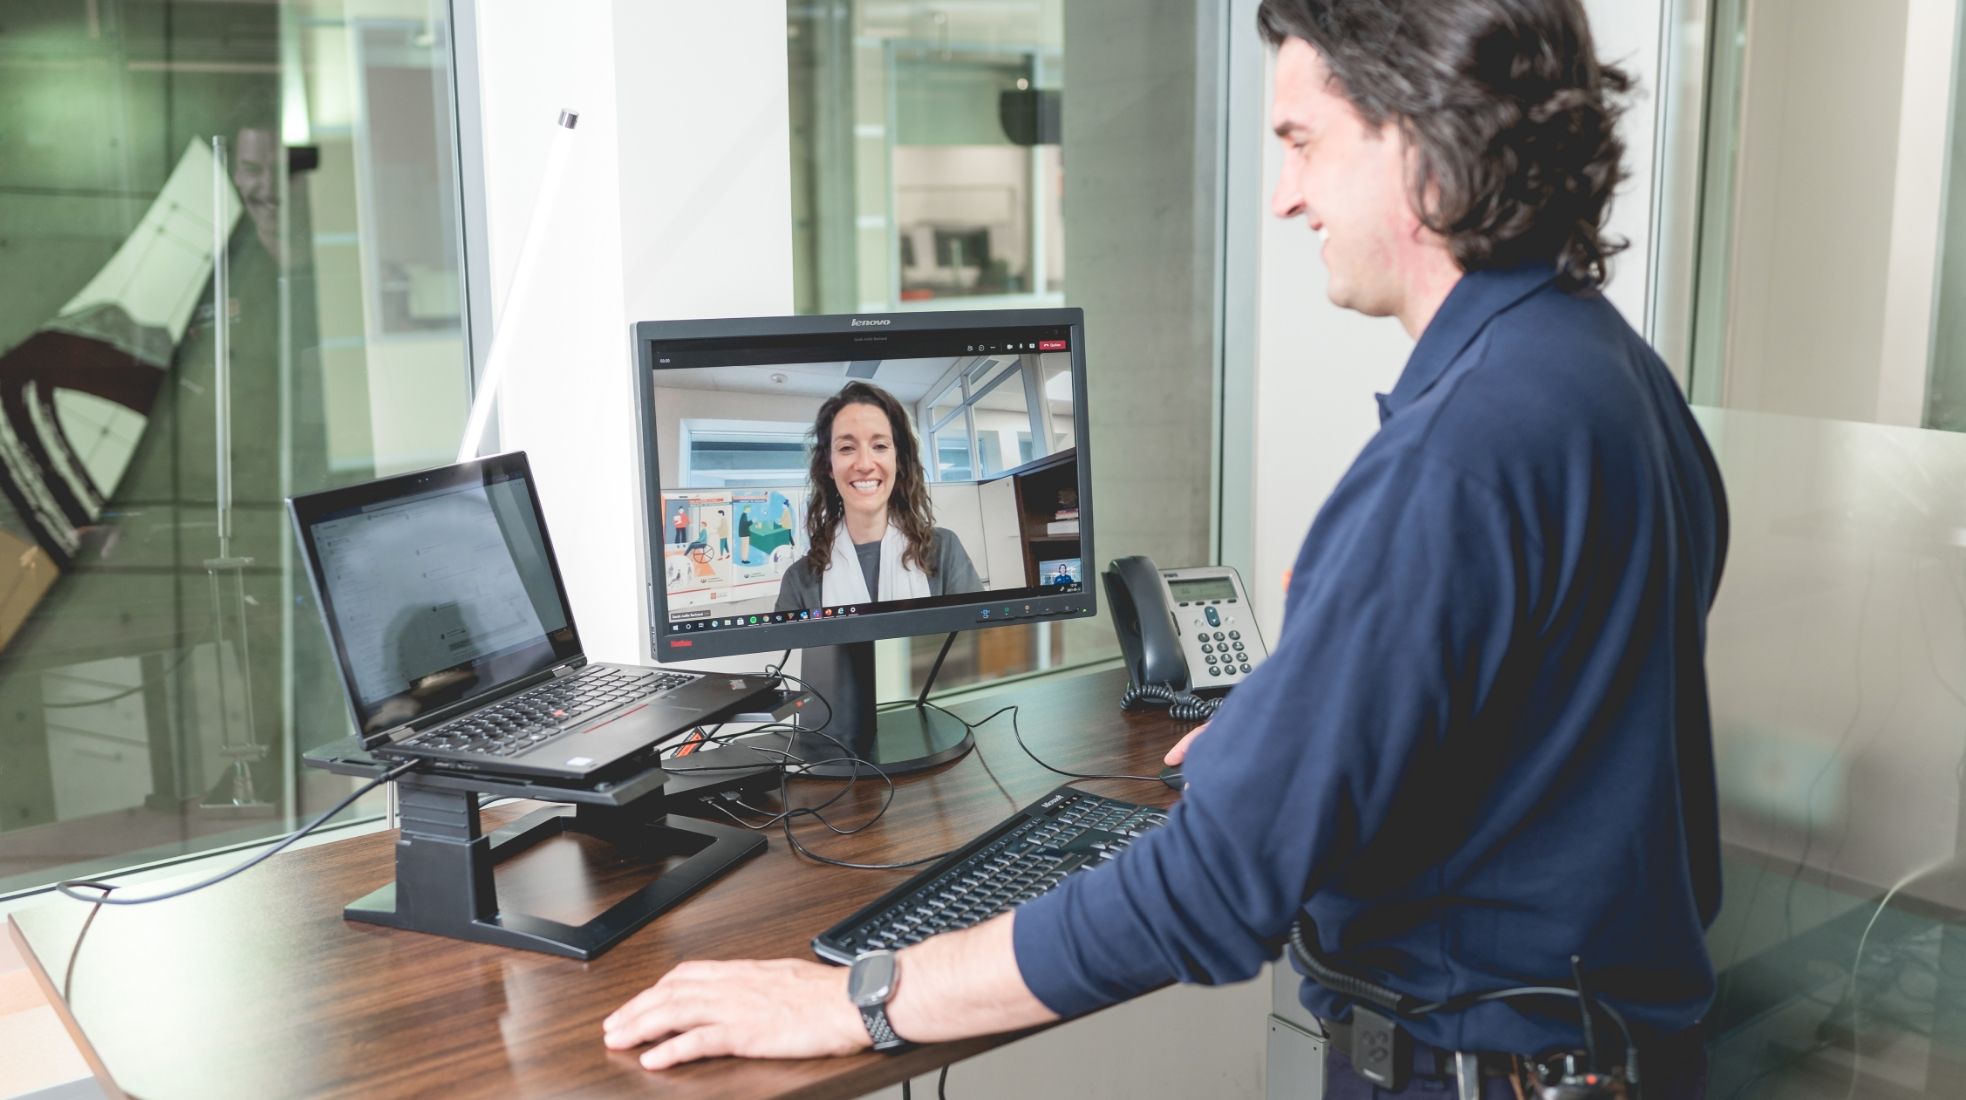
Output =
[{"x1": 8, "y1": 667, "x2": 1187, "y2": 1099}]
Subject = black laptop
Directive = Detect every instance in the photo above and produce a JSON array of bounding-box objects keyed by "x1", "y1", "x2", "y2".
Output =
[{"x1": 288, "y1": 451, "x2": 778, "y2": 781}]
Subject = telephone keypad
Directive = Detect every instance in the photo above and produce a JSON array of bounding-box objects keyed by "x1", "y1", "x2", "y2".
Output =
[{"x1": 1159, "y1": 566, "x2": 1269, "y2": 689}]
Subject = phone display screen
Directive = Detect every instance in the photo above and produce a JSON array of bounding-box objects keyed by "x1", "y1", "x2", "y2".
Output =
[{"x1": 1167, "y1": 576, "x2": 1237, "y2": 602}]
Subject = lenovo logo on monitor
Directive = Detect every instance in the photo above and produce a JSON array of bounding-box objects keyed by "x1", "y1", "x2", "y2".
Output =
[{"x1": 849, "y1": 317, "x2": 890, "y2": 327}]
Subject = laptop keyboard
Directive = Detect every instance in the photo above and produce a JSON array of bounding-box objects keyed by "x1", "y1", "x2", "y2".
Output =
[{"x1": 407, "y1": 668, "x2": 696, "y2": 758}]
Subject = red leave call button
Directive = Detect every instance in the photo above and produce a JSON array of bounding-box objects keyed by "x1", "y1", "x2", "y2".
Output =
[{"x1": 1038, "y1": 339, "x2": 1067, "y2": 351}]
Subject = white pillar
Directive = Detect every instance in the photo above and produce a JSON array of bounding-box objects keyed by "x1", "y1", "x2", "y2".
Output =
[{"x1": 473, "y1": 1, "x2": 793, "y2": 664}]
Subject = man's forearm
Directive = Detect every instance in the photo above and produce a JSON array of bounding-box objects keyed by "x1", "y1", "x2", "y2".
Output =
[{"x1": 885, "y1": 911, "x2": 1057, "y2": 1043}]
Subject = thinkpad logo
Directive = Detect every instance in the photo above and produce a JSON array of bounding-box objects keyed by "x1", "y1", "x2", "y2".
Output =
[{"x1": 850, "y1": 318, "x2": 890, "y2": 327}]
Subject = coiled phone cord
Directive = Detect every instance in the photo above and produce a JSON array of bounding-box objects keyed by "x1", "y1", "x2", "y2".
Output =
[{"x1": 1118, "y1": 680, "x2": 1221, "y2": 723}]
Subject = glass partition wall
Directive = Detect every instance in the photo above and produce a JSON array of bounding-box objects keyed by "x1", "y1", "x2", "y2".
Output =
[
  {"x1": 0, "y1": 0, "x2": 470, "y2": 897},
  {"x1": 788, "y1": 0, "x2": 1227, "y2": 696},
  {"x1": 1673, "y1": 1, "x2": 1966, "y2": 1094}
]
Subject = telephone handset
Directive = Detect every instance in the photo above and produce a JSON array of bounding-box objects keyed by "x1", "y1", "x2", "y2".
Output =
[{"x1": 1103, "y1": 556, "x2": 1269, "y2": 721}]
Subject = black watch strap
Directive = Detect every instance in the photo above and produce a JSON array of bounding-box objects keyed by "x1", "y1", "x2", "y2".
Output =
[{"x1": 859, "y1": 1004, "x2": 913, "y2": 1052}]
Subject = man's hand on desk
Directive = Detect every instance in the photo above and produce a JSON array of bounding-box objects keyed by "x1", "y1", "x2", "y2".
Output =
[
  {"x1": 602, "y1": 958, "x2": 868, "y2": 1069},
  {"x1": 603, "y1": 911, "x2": 1056, "y2": 1070}
]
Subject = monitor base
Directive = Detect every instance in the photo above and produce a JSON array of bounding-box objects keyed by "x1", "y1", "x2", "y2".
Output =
[
  {"x1": 762, "y1": 639, "x2": 974, "y2": 777},
  {"x1": 744, "y1": 703, "x2": 974, "y2": 778}
]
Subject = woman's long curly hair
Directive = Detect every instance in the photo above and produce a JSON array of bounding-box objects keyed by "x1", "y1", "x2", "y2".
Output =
[
  {"x1": 1258, "y1": 0, "x2": 1630, "y2": 290},
  {"x1": 802, "y1": 380, "x2": 938, "y2": 578}
]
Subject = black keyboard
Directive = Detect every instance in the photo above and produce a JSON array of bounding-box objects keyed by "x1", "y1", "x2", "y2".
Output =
[
  {"x1": 811, "y1": 786, "x2": 1169, "y2": 964},
  {"x1": 407, "y1": 667, "x2": 696, "y2": 757}
]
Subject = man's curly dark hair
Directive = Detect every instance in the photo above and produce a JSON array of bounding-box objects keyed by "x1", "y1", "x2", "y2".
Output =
[{"x1": 1258, "y1": 0, "x2": 1630, "y2": 290}]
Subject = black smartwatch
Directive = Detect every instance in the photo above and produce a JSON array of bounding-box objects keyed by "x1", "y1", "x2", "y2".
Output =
[{"x1": 847, "y1": 949, "x2": 914, "y2": 1053}]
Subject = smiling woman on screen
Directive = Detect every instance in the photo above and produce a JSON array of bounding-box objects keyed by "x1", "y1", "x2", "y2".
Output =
[{"x1": 774, "y1": 381, "x2": 980, "y2": 612}]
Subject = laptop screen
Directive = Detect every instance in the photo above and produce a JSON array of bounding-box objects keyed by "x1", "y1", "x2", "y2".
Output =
[{"x1": 292, "y1": 455, "x2": 580, "y2": 736}]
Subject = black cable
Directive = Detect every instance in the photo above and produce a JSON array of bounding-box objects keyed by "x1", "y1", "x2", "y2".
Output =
[
  {"x1": 921, "y1": 701, "x2": 1163, "y2": 785},
  {"x1": 1290, "y1": 914, "x2": 1640, "y2": 1096},
  {"x1": 689, "y1": 664, "x2": 960, "y2": 871},
  {"x1": 56, "y1": 760, "x2": 418, "y2": 906},
  {"x1": 1571, "y1": 954, "x2": 1600, "y2": 1072},
  {"x1": 902, "y1": 1079, "x2": 912, "y2": 1100},
  {"x1": 1118, "y1": 680, "x2": 1219, "y2": 723},
  {"x1": 693, "y1": 663, "x2": 1165, "y2": 872},
  {"x1": 766, "y1": 670, "x2": 959, "y2": 870},
  {"x1": 937, "y1": 1064, "x2": 950, "y2": 1099},
  {"x1": 61, "y1": 893, "x2": 108, "y2": 1002}
]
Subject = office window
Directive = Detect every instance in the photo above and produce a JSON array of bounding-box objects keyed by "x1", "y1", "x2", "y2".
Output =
[
  {"x1": 788, "y1": 0, "x2": 1226, "y2": 691},
  {"x1": 680, "y1": 423, "x2": 810, "y2": 488},
  {"x1": 1661, "y1": 3, "x2": 1966, "y2": 1095},
  {"x1": 0, "y1": 2, "x2": 472, "y2": 896}
]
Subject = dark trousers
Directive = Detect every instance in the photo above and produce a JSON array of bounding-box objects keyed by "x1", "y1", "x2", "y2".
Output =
[{"x1": 1322, "y1": 1035, "x2": 1708, "y2": 1099}]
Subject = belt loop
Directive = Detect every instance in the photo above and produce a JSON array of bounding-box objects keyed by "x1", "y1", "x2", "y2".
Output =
[{"x1": 1453, "y1": 1051, "x2": 1481, "y2": 1100}]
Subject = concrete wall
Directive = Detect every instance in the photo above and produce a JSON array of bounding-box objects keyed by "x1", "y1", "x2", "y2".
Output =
[
  {"x1": 1719, "y1": 0, "x2": 1954, "y2": 427},
  {"x1": 1054, "y1": 0, "x2": 1225, "y2": 664}
]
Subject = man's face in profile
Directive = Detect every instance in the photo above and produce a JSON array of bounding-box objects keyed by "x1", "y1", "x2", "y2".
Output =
[
  {"x1": 231, "y1": 125, "x2": 280, "y2": 255},
  {"x1": 1268, "y1": 38, "x2": 1426, "y2": 320}
]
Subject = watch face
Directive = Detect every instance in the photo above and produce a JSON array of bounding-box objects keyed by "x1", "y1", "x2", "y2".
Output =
[{"x1": 849, "y1": 950, "x2": 898, "y2": 1007}]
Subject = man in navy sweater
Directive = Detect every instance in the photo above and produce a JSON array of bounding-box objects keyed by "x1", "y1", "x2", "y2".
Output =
[{"x1": 603, "y1": 2, "x2": 1727, "y2": 1094}]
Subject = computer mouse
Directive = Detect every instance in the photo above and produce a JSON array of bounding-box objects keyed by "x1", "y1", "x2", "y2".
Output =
[{"x1": 1159, "y1": 764, "x2": 1184, "y2": 791}]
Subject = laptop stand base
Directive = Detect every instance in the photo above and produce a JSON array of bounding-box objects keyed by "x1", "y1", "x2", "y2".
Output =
[{"x1": 344, "y1": 782, "x2": 764, "y2": 959}]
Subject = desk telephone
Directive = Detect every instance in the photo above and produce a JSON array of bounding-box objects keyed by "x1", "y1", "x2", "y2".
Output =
[{"x1": 1103, "y1": 556, "x2": 1269, "y2": 721}]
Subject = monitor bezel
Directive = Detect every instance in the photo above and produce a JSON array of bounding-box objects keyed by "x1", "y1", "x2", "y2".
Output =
[
  {"x1": 286, "y1": 450, "x2": 585, "y2": 738},
  {"x1": 631, "y1": 307, "x2": 1095, "y2": 664}
]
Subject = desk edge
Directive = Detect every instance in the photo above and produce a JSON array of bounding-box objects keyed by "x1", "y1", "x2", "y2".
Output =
[{"x1": 8, "y1": 911, "x2": 130, "y2": 1100}]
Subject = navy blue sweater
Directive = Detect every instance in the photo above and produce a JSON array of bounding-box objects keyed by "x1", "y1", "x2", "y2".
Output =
[{"x1": 1012, "y1": 265, "x2": 1728, "y2": 1056}]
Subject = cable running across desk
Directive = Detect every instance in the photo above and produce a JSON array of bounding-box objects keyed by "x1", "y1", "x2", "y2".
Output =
[
  {"x1": 56, "y1": 760, "x2": 418, "y2": 907},
  {"x1": 682, "y1": 667, "x2": 1172, "y2": 873},
  {"x1": 689, "y1": 666, "x2": 967, "y2": 870}
]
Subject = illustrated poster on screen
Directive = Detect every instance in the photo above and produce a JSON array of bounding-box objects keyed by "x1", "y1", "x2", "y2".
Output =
[
  {"x1": 664, "y1": 489, "x2": 808, "y2": 611},
  {"x1": 731, "y1": 490, "x2": 804, "y2": 582},
  {"x1": 662, "y1": 491, "x2": 736, "y2": 605}
]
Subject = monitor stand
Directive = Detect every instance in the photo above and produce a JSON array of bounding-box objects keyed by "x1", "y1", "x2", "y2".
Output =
[
  {"x1": 761, "y1": 635, "x2": 973, "y2": 779},
  {"x1": 300, "y1": 743, "x2": 765, "y2": 960}
]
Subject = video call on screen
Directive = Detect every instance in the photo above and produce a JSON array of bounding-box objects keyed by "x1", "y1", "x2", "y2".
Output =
[{"x1": 649, "y1": 329, "x2": 1084, "y2": 630}]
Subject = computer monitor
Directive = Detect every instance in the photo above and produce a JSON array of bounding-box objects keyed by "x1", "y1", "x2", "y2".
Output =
[{"x1": 631, "y1": 308, "x2": 1094, "y2": 775}]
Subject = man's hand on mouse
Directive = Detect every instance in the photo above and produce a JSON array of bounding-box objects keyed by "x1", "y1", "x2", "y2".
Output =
[{"x1": 1164, "y1": 721, "x2": 1210, "y2": 769}]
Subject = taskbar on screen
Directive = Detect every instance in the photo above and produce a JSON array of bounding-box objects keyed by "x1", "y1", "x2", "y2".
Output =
[{"x1": 665, "y1": 584, "x2": 1086, "y2": 635}]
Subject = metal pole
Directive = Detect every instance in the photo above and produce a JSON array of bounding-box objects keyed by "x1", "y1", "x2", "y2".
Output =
[
  {"x1": 211, "y1": 136, "x2": 232, "y2": 558},
  {"x1": 202, "y1": 134, "x2": 268, "y2": 811}
]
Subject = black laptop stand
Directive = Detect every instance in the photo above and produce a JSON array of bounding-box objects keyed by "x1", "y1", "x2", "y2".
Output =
[{"x1": 304, "y1": 743, "x2": 766, "y2": 959}]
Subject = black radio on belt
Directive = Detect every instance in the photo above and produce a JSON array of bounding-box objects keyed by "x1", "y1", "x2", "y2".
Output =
[
  {"x1": 1524, "y1": 1052, "x2": 1632, "y2": 1099},
  {"x1": 1288, "y1": 914, "x2": 1638, "y2": 1100}
]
